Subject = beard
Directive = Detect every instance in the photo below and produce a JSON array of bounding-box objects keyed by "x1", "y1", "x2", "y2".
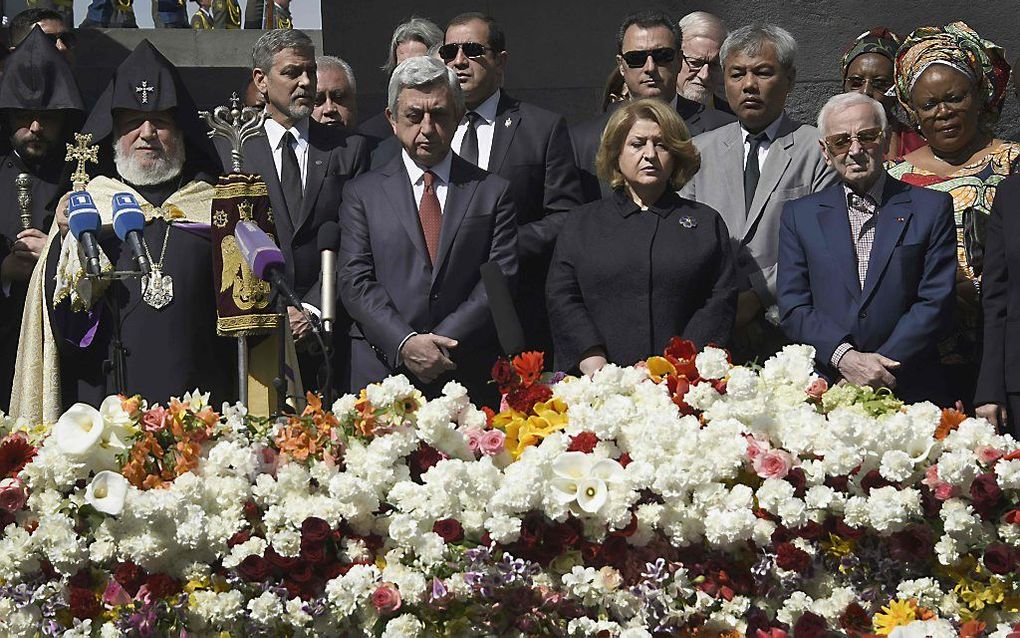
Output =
[
  {"x1": 679, "y1": 81, "x2": 711, "y2": 105},
  {"x1": 285, "y1": 99, "x2": 313, "y2": 121},
  {"x1": 114, "y1": 129, "x2": 186, "y2": 186}
]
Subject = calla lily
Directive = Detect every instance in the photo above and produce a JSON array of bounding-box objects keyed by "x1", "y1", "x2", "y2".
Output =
[
  {"x1": 85, "y1": 471, "x2": 129, "y2": 516},
  {"x1": 550, "y1": 452, "x2": 625, "y2": 514},
  {"x1": 53, "y1": 403, "x2": 105, "y2": 456}
]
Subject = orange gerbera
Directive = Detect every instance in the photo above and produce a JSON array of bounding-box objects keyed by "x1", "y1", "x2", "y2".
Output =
[
  {"x1": 935, "y1": 407, "x2": 967, "y2": 440},
  {"x1": 512, "y1": 351, "x2": 544, "y2": 387}
]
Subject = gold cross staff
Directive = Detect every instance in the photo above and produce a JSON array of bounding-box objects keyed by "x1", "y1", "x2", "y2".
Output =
[{"x1": 65, "y1": 132, "x2": 99, "y2": 191}]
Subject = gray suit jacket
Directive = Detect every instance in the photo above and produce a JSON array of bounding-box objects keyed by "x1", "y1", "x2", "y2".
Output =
[
  {"x1": 681, "y1": 112, "x2": 838, "y2": 306},
  {"x1": 338, "y1": 152, "x2": 519, "y2": 394}
]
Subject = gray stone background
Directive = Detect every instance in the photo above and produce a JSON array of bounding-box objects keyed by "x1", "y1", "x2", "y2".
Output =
[{"x1": 323, "y1": 1, "x2": 1020, "y2": 140}]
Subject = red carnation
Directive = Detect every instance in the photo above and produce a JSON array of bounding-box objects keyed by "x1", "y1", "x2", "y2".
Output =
[
  {"x1": 114, "y1": 561, "x2": 146, "y2": 597},
  {"x1": 301, "y1": 517, "x2": 332, "y2": 544},
  {"x1": 860, "y1": 469, "x2": 892, "y2": 493},
  {"x1": 971, "y1": 473, "x2": 1003, "y2": 518},
  {"x1": 983, "y1": 542, "x2": 1018, "y2": 575},
  {"x1": 506, "y1": 383, "x2": 552, "y2": 413},
  {"x1": 889, "y1": 526, "x2": 932, "y2": 563},
  {"x1": 774, "y1": 541, "x2": 812, "y2": 573},
  {"x1": 618, "y1": 453, "x2": 632, "y2": 467},
  {"x1": 433, "y1": 518, "x2": 465, "y2": 543},
  {"x1": 793, "y1": 611, "x2": 827, "y2": 638},
  {"x1": 491, "y1": 358, "x2": 515, "y2": 391},
  {"x1": 69, "y1": 587, "x2": 102, "y2": 620},
  {"x1": 0, "y1": 433, "x2": 36, "y2": 478},
  {"x1": 143, "y1": 573, "x2": 181, "y2": 598},
  {"x1": 238, "y1": 555, "x2": 272, "y2": 582},
  {"x1": 567, "y1": 432, "x2": 599, "y2": 453}
]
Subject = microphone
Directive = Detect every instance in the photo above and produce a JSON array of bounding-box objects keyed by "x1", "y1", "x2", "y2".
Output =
[
  {"x1": 66, "y1": 191, "x2": 102, "y2": 276},
  {"x1": 234, "y1": 221, "x2": 307, "y2": 313},
  {"x1": 111, "y1": 193, "x2": 151, "y2": 275},
  {"x1": 317, "y1": 222, "x2": 339, "y2": 336},
  {"x1": 480, "y1": 261, "x2": 525, "y2": 356}
]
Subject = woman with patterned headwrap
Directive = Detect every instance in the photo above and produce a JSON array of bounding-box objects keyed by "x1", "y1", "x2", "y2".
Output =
[
  {"x1": 840, "y1": 27, "x2": 926, "y2": 160},
  {"x1": 886, "y1": 21, "x2": 1019, "y2": 409}
]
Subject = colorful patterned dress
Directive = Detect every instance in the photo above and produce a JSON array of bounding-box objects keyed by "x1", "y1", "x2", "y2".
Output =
[{"x1": 887, "y1": 143, "x2": 1020, "y2": 370}]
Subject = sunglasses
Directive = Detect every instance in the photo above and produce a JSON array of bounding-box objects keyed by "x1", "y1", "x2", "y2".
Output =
[
  {"x1": 823, "y1": 127, "x2": 884, "y2": 155},
  {"x1": 621, "y1": 47, "x2": 677, "y2": 68},
  {"x1": 438, "y1": 42, "x2": 495, "y2": 62}
]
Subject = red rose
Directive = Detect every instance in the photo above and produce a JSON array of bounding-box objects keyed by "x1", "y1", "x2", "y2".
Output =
[
  {"x1": 301, "y1": 542, "x2": 327, "y2": 564},
  {"x1": 244, "y1": 500, "x2": 261, "y2": 520},
  {"x1": 1003, "y1": 509, "x2": 1020, "y2": 525},
  {"x1": 774, "y1": 541, "x2": 811, "y2": 573},
  {"x1": 567, "y1": 432, "x2": 599, "y2": 453},
  {"x1": 549, "y1": 520, "x2": 581, "y2": 549},
  {"x1": 835, "y1": 519, "x2": 865, "y2": 539},
  {"x1": 971, "y1": 473, "x2": 1003, "y2": 518},
  {"x1": 301, "y1": 517, "x2": 332, "y2": 544},
  {"x1": 889, "y1": 526, "x2": 932, "y2": 563},
  {"x1": 289, "y1": 561, "x2": 314, "y2": 583},
  {"x1": 143, "y1": 573, "x2": 181, "y2": 598},
  {"x1": 518, "y1": 516, "x2": 544, "y2": 549},
  {"x1": 618, "y1": 453, "x2": 632, "y2": 467},
  {"x1": 793, "y1": 611, "x2": 827, "y2": 638},
  {"x1": 984, "y1": 542, "x2": 1018, "y2": 575},
  {"x1": 238, "y1": 555, "x2": 272, "y2": 582},
  {"x1": 491, "y1": 358, "x2": 515, "y2": 390},
  {"x1": 795, "y1": 521, "x2": 824, "y2": 541},
  {"x1": 786, "y1": 467, "x2": 807, "y2": 497},
  {"x1": 860, "y1": 469, "x2": 892, "y2": 494},
  {"x1": 227, "y1": 529, "x2": 252, "y2": 548},
  {"x1": 69, "y1": 587, "x2": 101, "y2": 620},
  {"x1": 371, "y1": 583, "x2": 402, "y2": 613},
  {"x1": 317, "y1": 559, "x2": 344, "y2": 581},
  {"x1": 581, "y1": 540, "x2": 603, "y2": 562},
  {"x1": 432, "y1": 518, "x2": 464, "y2": 543},
  {"x1": 410, "y1": 443, "x2": 444, "y2": 479},
  {"x1": 839, "y1": 601, "x2": 872, "y2": 637},
  {"x1": 114, "y1": 561, "x2": 146, "y2": 596}
]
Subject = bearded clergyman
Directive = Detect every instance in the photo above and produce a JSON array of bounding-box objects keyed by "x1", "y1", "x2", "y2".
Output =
[{"x1": 11, "y1": 40, "x2": 235, "y2": 423}]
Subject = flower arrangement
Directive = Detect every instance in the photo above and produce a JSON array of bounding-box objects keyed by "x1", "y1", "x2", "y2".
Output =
[{"x1": 1, "y1": 341, "x2": 1020, "y2": 636}]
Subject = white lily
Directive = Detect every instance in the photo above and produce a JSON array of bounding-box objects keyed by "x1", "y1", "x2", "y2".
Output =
[
  {"x1": 181, "y1": 389, "x2": 211, "y2": 412},
  {"x1": 550, "y1": 451, "x2": 625, "y2": 515},
  {"x1": 53, "y1": 403, "x2": 106, "y2": 457},
  {"x1": 85, "y1": 471, "x2": 129, "y2": 516}
]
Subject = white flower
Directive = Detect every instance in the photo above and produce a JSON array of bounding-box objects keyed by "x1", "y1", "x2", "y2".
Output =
[
  {"x1": 382, "y1": 614, "x2": 424, "y2": 638},
  {"x1": 889, "y1": 619, "x2": 956, "y2": 638},
  {"x1": 550, "y1": 451, "x2": 625, "y2": 515},
  {"x1": 85, "y1": 471, "x2": 129, "y2": 516},
  {"x1": 695, "y1": 347, "x2": 730, "y2": 380},
  {"x1": 53, "y1": 403, "x2": 105, "y2": 456}
]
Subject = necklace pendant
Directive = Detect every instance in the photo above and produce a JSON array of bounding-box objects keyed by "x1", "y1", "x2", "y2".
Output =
[{"x1": 142, "y1": 266, "x2": 174, "y2": 309}]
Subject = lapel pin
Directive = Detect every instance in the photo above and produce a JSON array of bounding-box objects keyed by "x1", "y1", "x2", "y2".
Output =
[
  {"x1": 315, "y1": 159, "x2": 323, "y2": 166},
  {"x1": 678, "y1": 216, "x2": 697, "y2": 228},
  {"x1": 504, "y1": 117, "x2": 512, "y2": 128}
]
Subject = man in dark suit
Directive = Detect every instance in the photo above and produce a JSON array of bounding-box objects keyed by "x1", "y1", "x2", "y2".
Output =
[
  {"x1": 339, "y1": 55, "x2": 518, "y2": 404},
  {"x1": 217, "y1": 29, "x2": 369, "y2": 389},
  {"x1": 435, "y1": 12, "x2": 582, "y2": 354},
  {"x1": 571, "y1": 9, "x2": 735, "y2": 202},
  {"x1": 777, "y1": 92, "x2": 956, "y2": 404}
]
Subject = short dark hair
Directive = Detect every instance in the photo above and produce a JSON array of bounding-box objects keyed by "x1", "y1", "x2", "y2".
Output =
[
  {"x1": 615, "y1": 9, "x2": 681, "y2": 53},
  {"x1": 446, "y1": 12, "x2": 506, "y2": 53},
  {"x1": 9, "y1": 8, "x2": 64, "y2": 47}
]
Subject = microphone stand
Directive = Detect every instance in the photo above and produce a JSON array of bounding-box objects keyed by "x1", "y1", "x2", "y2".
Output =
[
  {"x1": 87, "y1": 269, "x2": 144, "y2": 396},
  {"x1": 317, "y1": 330, "x2": 334, "y2": 408},
  {"x1": 272, "y1": 293, "x2": 291, "y2": 416}
]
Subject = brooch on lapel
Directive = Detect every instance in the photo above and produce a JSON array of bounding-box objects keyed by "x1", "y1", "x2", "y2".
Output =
[
  {"x1": 678, "y1": 216, "x2": 697, "y2": 228},
  {"x1": 504, "y1": 117, "x2": 512, "y2": 128}
]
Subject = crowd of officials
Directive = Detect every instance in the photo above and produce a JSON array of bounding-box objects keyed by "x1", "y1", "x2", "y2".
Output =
[{"x1": 3, "y1": 7, "x2": 1020, "y2": 434}]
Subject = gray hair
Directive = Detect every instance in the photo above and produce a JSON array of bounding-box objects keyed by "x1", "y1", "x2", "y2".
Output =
[
  {"x1": 382, "y1": 17, "x2": 444, "y2": 75},
  {"x1": 252, "y1": 29, "x2": 315, "y2": 72},
  {"x1": 387, "y1": 55, "x2": 464, "y2": 115},
  {"x1": 817, "y1": 92, "x2": 888, "y2": 137},
  {"x1": 316, "y1": 55, "x2": 357, "y2": 93},
  {"x1": 678, "y1": 11, "x2": 727, "y2": 42},
  {"x1": 720, "y1": 24, "x2": 797, "y2": 73}
]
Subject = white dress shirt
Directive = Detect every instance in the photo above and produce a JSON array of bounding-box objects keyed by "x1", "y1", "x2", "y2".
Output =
[
  {"x1": 401, "y1": 147, "x2": 452, "y2": 213},
  {"x1": 451, "y1": 89, "x2": 501, "y2": 170},
  {"x1": 739, "y1": 115, "x2": 785, "y2": 172},
  {"x1": 264, "y1": 117, "x2": 310, "y2": 187}
]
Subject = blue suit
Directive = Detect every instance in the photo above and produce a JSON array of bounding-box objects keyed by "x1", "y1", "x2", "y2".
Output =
[{"x1": 777, "y1": 177, "x2": 956, "y2": 404}]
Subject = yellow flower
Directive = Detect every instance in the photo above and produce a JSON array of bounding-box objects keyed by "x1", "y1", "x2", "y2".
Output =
[
  {"x1": 873, "y1": 599, "x2": 919, "y2": 635},
  {"x1": 645, "y1": 356, "x2": 676, "y2": 382},
  {"x1": 823, "y1": 533, "x2": 856, "y2": 564}
]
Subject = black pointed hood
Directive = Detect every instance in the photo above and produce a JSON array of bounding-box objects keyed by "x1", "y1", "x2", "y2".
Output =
[
  {"x1": 81, "y1": 39, "x2": 218, "y2": 175},
  {"x1": 0, "y1": 26, "x2": 84, "y2": 112}
]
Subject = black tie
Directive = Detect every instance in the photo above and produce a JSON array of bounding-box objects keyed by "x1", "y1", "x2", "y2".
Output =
[
  {"x1": 459, "y1": 111, "x2": 482, "y2": 165},
  {"x1": 744, "y1": 132, "x2": 765, "y2": 215},
  {"x1": 280, "y1": 131, "x2": 303, "y2": 220}
]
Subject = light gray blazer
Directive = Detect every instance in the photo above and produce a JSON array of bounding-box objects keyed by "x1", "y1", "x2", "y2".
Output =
[{"x1": 681, "y1": 112, "x2": 838, "y2": 306}]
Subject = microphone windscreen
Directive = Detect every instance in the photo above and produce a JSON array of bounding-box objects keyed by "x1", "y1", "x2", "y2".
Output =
[
  {"x1": 111, "y1": 192, "x2": 146, "y2": 241},
  {"x1": 234, "y1": 221, "x2": 286, "y2": 280},
  {"x1": 480, "y1": 261, "x2": 525, "y2": 356},
  {"x1": 67, "y1": 191, "x2": 101, "y2": 240},
  {"x1": 317, "y1": 221, "x2": 340, "y2": 253}
]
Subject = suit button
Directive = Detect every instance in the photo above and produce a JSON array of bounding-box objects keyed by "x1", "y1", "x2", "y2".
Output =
[
  {"x1": 858, "y1": 310, "x2": 867, "y2": 319},
  {"x1": 430, "y1": 293, "x2": 439, "y2": 301}
]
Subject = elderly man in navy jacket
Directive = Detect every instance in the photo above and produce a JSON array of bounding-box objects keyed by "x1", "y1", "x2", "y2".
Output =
[{"x1": 777, "y1": 92, "x2": 956, "y2": 404}]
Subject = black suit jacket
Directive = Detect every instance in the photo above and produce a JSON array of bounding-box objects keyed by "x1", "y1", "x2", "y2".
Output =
[
  {"x1": 338, "y1": 151, "x2": 519, "y2": 400},
  {"x1": 215, "y1": 119, "x2": 370, "y2": 307},
  {"x1": 570, "y1": 95, "x2": 736, "y2": 202}
]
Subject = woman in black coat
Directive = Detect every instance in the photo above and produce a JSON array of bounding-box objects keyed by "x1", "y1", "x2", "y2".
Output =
[{"x1": 546, "y1": 98, "x2": 736, "y2": 375}]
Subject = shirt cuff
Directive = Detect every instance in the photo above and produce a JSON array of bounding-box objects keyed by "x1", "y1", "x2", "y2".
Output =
[
  {"x1": 396, "y1": 331, "x2": 418, "y2": 367},
  {"x1": 831, "y1": 343, "x2": 854, "y2": 369}
]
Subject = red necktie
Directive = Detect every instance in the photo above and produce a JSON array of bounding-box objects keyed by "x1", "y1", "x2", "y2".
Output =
[{"x1": 419, "y1": 170, "x2": 442, "y2": 265}]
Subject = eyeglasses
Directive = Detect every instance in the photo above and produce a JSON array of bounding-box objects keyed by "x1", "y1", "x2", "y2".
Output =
[
  {"x1": 844, "y1": 76, "x2": 893, "y2": 94},
  {"x1": 621, "y1": 47, "x2": 677, "y2": 68},
  {"x1": 438, "y1": 42, "x2": 495, "y2": 62},
  {"x1": 684, "y1": 56, "x2": 716, "y2": 72},
  {"x1": 44, "y1": 31, "x2": 77, "y2": 49},
  {"x1": 823, "y1": 127, "x2": 884, "y2": 155}
]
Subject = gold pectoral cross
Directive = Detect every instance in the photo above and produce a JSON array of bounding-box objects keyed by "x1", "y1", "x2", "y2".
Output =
[{"x1": 65, "y1": 133, "x2": 99, "y2": 191}]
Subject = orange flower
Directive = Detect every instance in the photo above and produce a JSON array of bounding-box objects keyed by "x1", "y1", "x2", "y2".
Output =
[
  {"x1": 935, "y1": 407, "x2": 967, "y2": 440},
  {"x1": 959, "y1": 620, "x2": 986, "y2": 638},
  {"x1": 512, "y1": 351, "x2": 544, "y2": 387},
  {"x1": 302, "y1": 391, "x2": 323, "y2": 417}
]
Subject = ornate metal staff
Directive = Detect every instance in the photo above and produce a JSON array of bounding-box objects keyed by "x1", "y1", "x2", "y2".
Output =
[
  {"x1": 15, "y1": 173, "x2": 32, "y2": 230},
  {"x1": 65, "y1": 132, "x2": 99, "y2": 192}
]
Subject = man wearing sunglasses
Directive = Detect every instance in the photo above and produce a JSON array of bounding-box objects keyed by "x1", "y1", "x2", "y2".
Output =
[
  {"x1": 777, "y1": 92, "x2": 956, "y2": 405},
  {"x1": 8, "y1": 8, "x2": 75, "y2": 65},
  {"x1": 437, "y1": 12, "x2": 581, "y2": 354},
  {"x1": 571, "y1": 9, "x2": 734, "y2": 203}
]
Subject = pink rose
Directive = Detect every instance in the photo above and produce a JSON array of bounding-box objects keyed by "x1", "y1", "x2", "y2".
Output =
[
  {"x1": 933, "y1": 482, "x2": 959, "y2": 501},
  {"x1": 102, "y1": 579, "x2": 132, "y2": 607},
  {"x1": 255, "y1": 446, "x2": 279, "y2": 478},
  {"x1": 463, "y1": 427, "x2": 483, "y2": 452},
  {"x1": 0, "y1": 477, "x2": 28, "y2": 512},
  {"x1": 371, "y1": 583, "x2": 402, "y2": 613},
  {"x1": 754, "y1": 450, "x2": 793, "y2": 479},
  {"x1": 977, "y1": 446, "x2": 1004, "y2": 465},
  {"x1": 805, "y1": 377, "x2": 828, "y2": 399},
  {"x1": 479, "y1": 429, "x2": 505, "y2": 456},
  {"x1": 141, "y1": 406, "x2": 168, "y2": 433},
  {"x1": 746, "y1": 435, "x2": 768, "y2": 462}
]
